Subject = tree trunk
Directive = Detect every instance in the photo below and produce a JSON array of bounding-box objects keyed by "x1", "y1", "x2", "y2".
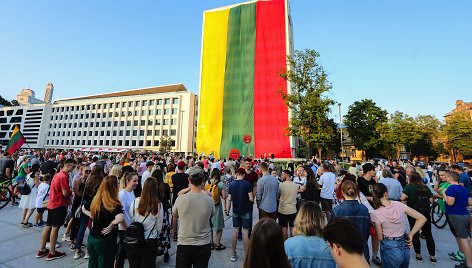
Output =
[
  {"x1": 317, "y1": 148, "x2": 322, "y2": 159},
  {"x1": 396, "y1": 145, "x2": 401, "y2": 160}
]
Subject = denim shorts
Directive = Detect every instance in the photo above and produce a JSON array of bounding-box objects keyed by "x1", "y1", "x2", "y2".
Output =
[
  {"x1": 232, "y1": 212, "x2": 251, "y2": 230},
  {"x1": 380, "y1": 235, "x2": 410, "y2": 268}
]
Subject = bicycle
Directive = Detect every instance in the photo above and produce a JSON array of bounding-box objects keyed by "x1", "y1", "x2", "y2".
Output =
[
  {"x1": 0, "y1": 178, "x2": 20, "y2": 209},
  {"x1": 431, "y1": 198, "x2": 447, "y2": 229}
]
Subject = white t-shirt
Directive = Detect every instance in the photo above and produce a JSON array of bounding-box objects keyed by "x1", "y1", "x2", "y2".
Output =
[
  {"x1": 119, "y1": 189, "x2": 136, "y2": 228},
  {"x1": 35, "y1": 182, "x2": 50, "y2": 208},
  {"x1": 292, "y1": 176, "x2": 307, "y2": 199},
  {"x1": 141, "y1": 170, "x2": 152, "y2": 186},
  {"x1": 318, "y1": 172, "x2": 336, "y2": 200},
  {"x1": 129, "y1": 197, "x2": 163, "y2": 239}
]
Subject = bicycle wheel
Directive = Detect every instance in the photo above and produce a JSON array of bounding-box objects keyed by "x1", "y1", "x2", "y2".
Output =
[
  {"x1": 431, "y1": 202, "x2": 447, "y2": 229},
  {"x1": 0, "y1": 186, "x2": 12, "y2": 209}
]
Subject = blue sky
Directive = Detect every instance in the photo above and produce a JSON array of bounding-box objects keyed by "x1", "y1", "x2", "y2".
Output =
[{"x1": 0, "y1": 1, "x2": 470, "y2": 120}]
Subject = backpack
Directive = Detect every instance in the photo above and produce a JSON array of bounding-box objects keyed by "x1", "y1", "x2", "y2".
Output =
[
  {"x1": 414, "y1": 189, "x2": 431, "y2": 212},
  {"x1": 123, "y1": 200, "x2": 156, "y2": 251},
  {"x1": 205, "y1": 182, "x2": 221, "y2": 205}
]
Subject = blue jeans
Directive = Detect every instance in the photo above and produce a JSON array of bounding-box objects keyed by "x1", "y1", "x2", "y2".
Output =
[
  {"x1": 232, "y1": 212, "x2": 251, "y2": 230},
  {"x1": 75, "y1": 212, "x2": 89, "y2": 249},
  {"x1": 380, "y1": 235, "x2": 410, "y2": 268}
]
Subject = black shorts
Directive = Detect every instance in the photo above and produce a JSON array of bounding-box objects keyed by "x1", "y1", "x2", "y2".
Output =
[
  {"x1": 37, "y1": 207, "x2": 47, "y2": 214},
  {"x1": 46, "y1": 206, "x2": 67, "y2": 228},
  {"x1": 447, "y1": 214, "x2": 471, "y2": 238},
  {"x1": 320, "y1": 198, "x2": 333, "y2": 212},
  {"x1": 278, "y1": 212, "x2": 296, "y2": 228}
]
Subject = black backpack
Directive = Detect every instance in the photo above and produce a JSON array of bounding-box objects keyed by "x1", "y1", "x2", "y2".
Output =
[
  {"x1": 415, "y1": 189, "x2": 431, "y2": 212},
  {"x1": 123, "y1": 200, "x2": 156, "y2": 251}
]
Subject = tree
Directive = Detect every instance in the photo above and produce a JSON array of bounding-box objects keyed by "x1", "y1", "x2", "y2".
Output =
[
  {"x1": 344, "y1": 99, "x2": 388, "y2": 159},
  {"x1": 378, "y1": 111, "x2": 421, "y2": 159},
  {"x1": 0, "y1": 95, "x2": 12, "y2": 106},
  {"x1": 409, "y1": 115, "x2": 443, "y2": 161},
  {"x1": 159, "y1": 136, "x2": 173, "y2": 155},
  {"x1": 279, "y1": 49, "x2": 335, "y2": 158},
  {"x1": 445, "y1": 113, "x2": 472, "y2": 161}
]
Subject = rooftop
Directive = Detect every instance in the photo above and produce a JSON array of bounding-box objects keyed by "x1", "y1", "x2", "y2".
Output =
[{"x1": 54, "y1": 83, "x2": 188, "y2": 103}]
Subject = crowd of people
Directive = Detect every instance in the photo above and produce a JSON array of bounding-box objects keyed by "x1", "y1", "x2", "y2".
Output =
[{"x1": 0, "y1": 149, "x2": 472, "y2": 268}]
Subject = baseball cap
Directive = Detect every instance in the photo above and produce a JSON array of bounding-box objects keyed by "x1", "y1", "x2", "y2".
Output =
[
  {"x1": 187, "y1": 166, "x2": 204, "y2": 178},
  {"x1": 236, "y1": 168, "x2": 246, "y2": 175},
  {"x1": 177, "y1": 161, "x2": 186, "y2": 168},
  {"x1": 362, "y1": 163, "x2": 375, "y2": 173}
]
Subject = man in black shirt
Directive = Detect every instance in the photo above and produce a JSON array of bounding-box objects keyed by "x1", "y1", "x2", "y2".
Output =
[
  {"x1": 358, "y1": 162, "x2": 380, "y2": 266},
  {"x1": 171, "y1": 161, "x2": 189, "y2": 241},
  {"x1": 40, "y1": 154, "x2": 58, "y2": 177},
  {"x1": 0, "y1": 152, "x2": 15, "y2": 180}
]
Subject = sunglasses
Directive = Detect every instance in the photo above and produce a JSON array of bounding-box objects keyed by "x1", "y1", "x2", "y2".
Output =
[{"x1": 84, "y1": 170, "x2": 91, "y2": 174}]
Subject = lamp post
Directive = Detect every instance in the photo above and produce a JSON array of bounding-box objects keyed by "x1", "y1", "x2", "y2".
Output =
[
  {"x1": 338, "y1": 103, "x2": 344, "y2": 160},
  {"x1": 179, "y1": 110, "x2": 184, "y2": 154}
]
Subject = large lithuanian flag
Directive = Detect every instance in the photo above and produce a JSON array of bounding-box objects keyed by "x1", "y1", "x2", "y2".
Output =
[
  {"x1": 197, "y1": 0, "x2": 293, "y2": 159},
  {"x1": 6, "y1": 125, "x2": 26, "y2": 155}
]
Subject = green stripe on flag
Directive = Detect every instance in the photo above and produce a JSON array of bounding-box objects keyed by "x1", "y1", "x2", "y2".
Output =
[{"x1": 220, "y1": 3, "x2": 256, "y2": 158}]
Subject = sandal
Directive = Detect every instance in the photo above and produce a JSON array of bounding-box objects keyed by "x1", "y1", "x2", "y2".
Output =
[
  {"x1": 415, "y1": 254, "x2": 423, "y2": 263},
  {"x1": 214, "y1": 244, "x2": 226, "y2": 251},
  {"x1": 450, "y1": 252, "x2": 465, "y2": 262}
]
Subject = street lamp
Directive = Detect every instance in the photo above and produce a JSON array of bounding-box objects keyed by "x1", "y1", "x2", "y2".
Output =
[{"x1": 338, "y1": 103, "x2": 344, "y2": 160}]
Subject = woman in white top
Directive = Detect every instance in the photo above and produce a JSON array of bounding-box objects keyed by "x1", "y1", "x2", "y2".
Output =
[
  {"x1": 128, "y1": 176, "x2": 163, "y2": 268},
  {"x1": 19, "y1": 164, "x2": 40, "y2": 227}
]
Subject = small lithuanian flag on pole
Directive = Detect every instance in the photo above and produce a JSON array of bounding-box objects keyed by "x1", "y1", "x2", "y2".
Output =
[{"x1": 6, "y1": 125, "x2": 26, "y2": 155}]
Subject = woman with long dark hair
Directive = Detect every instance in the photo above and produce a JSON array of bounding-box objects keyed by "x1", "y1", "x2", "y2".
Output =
[
  {"x1": 82, "y1": 175, "x2": 124, "y2": 268},
  {"x1": 372, "y1": 183, "x2": 426, "y2": 268},
  {"x1": 243, "y1": 218, "x2": 291, "y2": 268},
  {"x1": 401, "y1": 171, "x2": 436, "y2": 263},
  {"x1": 127, "y1": 177, "x2": 163, "y2": 268},
  {"x1": 303, "y1": 166, "x2": 321, "y2": 204},
  {"x1": 74, "y1": 165, "x2": 103, "y2": 259},
  {"x1": 151, "y1": 169, "x2": 172, "y2": 263}
]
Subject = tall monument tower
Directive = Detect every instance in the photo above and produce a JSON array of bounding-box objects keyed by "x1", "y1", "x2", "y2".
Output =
[{"x1": 44, "y1": 82, "x2": 54, "y2": 103}]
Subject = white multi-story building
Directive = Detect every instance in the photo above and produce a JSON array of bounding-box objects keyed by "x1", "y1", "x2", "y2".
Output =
[{"x1": 1, "y1": 83, "x2": 198, "y2": 154}]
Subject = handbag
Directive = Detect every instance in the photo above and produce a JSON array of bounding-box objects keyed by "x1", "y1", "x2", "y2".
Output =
[
  {"x1": 17, "y1": 178, "x2": 32, "y2": 195},
  {"x1": 41, "y1": 186, "x2": 50, "y2": 208}
]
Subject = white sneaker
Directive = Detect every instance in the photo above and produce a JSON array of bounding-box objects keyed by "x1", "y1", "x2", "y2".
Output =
[
  {"x1": 84, "y1": 251, "x2": 89, "y2": 259},
  {"x1": 62, "y1": 234, "x2": 71, "y2": 242},
  {"x1": 73, "y1": 251, "x2": 85, "y2": 259},
  {"x1": 230, "y1": 255, "x2": 237, "y2": 262},
  {"x1": 45, "y1": 242, "x2": 61, "y2": 249}
]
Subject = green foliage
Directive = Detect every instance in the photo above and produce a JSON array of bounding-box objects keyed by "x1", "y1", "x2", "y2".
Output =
[
  {"x1": 445, "y1": 113, "x2": 472, "y2": 158},
  {"x1": 344, "y1": 99, "x2": 388, "y2": 158},
  {"x1": 279, "y1": 49, "x2": 336, "y2": 158},
  {"x1": 159, "y1": 136, "x2": 173, "y2": 155},
  {"x1": 409, "y1": 115, "x2": 444, "y2": 160},
  {"x1": 378, "y1": 111, "x2": 421, "y2": 159}
]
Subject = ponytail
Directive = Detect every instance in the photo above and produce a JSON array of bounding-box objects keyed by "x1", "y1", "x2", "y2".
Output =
[{"x1": 372, "y1": 183, "x2": 388, "y2": 209}]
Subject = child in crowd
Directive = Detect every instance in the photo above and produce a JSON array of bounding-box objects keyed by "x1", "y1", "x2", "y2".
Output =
[{"x1": 34, "y1": 174, "x2": 51, "y2": 227}]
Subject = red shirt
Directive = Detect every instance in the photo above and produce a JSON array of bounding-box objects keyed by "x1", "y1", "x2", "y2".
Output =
[
  {"x1": 244, "y1": 170, "x2": 259, "y2": 188},
  {"x1": 48, "y1": 170, "x2": 70, "y2": 209}
]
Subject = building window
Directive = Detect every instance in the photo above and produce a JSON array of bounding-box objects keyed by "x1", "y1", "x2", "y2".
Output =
[
  {"x1": 112, "y1": 140, "x2": 116, "y2": 146},
  {"x1": 114, "y1": 121, "x2": 118, "y2": 127},
  {"x1": 147, "y1": 130, "x2": 152, "y2": 136},
  {"x1": 162, "y1": 130, "x2": 168, "y2": 136},
  {"x1": 172, "y1": 108, "x2": 178, "y2": 114},
  {"x1": 154, "y1": 130, "x2": 160, "y2": 136},
  {"x1": 125, "y1": 140, "x2": 129, "y2": 146},
  {"x1": 120, "y1": 130, "x2": 124, "y2": 136},
  {"x1": 157, "y1": 99, "x2": 162, "y2": 105},
  {"x1": 156, "y1": 119, "x2": 161, "y2": 125},
  {"x1": 165, "y1": 98, "x2": 170, "y2": 105},
  {"x1": 127, "y1": 121, "x2": 131, "y2": 126},
  {"x1": 146, "y1": 140, "x2": 151, "y2": 146},
  {"x1": 140, "y1": 130, "x2": 144, "y2": 136},
  {"x1": 122, "y1": 102, "x2": 126, "y2": 108},
  {"x1": 149, "y1": 110, "x2": 154, "y2": 116},
  {"x1": 134, "y1": 120, "x2": 138, "y2": 126},
  {"x1": 141, "y1": 120, "x2": 145, "y2": 126},
  {"x1": 141, "y1": 110, "x2": 146, "y2": 116},
  {"x1": 132, "y1": 140, "x2": 136, "y2": 146},
  {"x1": 148, "y1": 120, "x2": 153, "y2": 126},
  {"x1": 154, "y1": 140, "x2": 159, "y2": 146},
  {"x1": 135, "y1": 101, "x2": 140, "y2": 107},
  {"x1": 163, "y1": 119, "x2": 169, "y2": 125},
  {"x1": 133, "y1": 130, "x2": 137, "y2": 136},
  {"x1": 164, "y1": 109, "x2": 169, "y2": 115},
  {"x1": 120, "y1": 121, "x2": 125, "y2": 127},
  {"x1": 116, "y1": 102, "x2": 120, "y2": 108},
  {"x1": 103, "y1": 103, "x2": 107, "y2": 109},
  {"x1": 142, "y1": 100, "x2": 147, "y2": 106},
  {"x1": 170, "y1": 129, "x2": 177, "y2": 136},
  {"x1": 171, "y1": 119, "x2": 176, "y2": 125},
  {"x1": 139, "y1": 140, "x2": 144, "y2": 146},
  {"x1": 156, "y1": 109, "x2": 161, "y2": 115},
  {"x1": 134, "y1": 110, "x2": 139, "y2": 116},
  {"x1": 128, "y1": 111, "x2": 132, "y2": 116},
  {"x1": 150, "y1": 100, "x2": 155, "y2": 106},
  {"x1": 129, "y1": 101, "x2": 133, "y2": 107},
  {"x1": 126, "y1": 130, "x2": 130, "y2": 136},
  {"x1": 119, "y1": 140, "x2": 123, "y2": 146},
  {"x1": 172, "y1": 98, "x2": 178, "y2": 104},
  {"x1": 113, "y1": 130, "x2": 117, "y2": 136}
]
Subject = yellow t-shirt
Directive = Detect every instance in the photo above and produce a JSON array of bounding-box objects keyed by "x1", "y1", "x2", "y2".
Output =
[{"x1": 165, "y1": 171, "x2": 175, "y2": 192}]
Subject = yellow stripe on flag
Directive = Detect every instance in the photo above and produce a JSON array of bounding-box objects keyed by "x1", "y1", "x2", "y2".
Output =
[{"x1": 196, "y1": 9, "x2": 230, "y2": 159}]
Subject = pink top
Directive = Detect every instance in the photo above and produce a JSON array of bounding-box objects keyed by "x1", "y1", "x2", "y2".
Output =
[{"x1": 371, "y1": 201, "x2": 408, "y2": 238}]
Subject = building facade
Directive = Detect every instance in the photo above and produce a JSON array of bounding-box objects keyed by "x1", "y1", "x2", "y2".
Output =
[{"x1": 1, "y1": 83, "x2": 198, "y2": 154}]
